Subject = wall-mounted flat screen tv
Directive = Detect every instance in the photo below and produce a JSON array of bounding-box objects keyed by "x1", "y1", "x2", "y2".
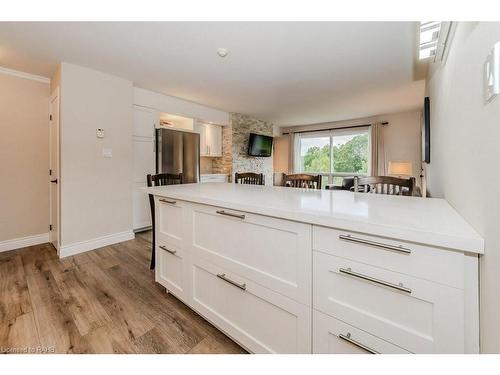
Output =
[
  {"x1": 248, "y1": 133, "x2": 273, "y2": 157},
  {"x1": 422, "y1": 96, "x2": 431, "y2": 163}
]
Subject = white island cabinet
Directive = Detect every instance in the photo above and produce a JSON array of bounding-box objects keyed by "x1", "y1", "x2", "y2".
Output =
[{"x1": 146, "y1": 183, "x2": 484, "y2": 354}]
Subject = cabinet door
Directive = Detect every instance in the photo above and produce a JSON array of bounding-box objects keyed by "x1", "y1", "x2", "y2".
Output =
[
  {"x1": 190, "y1": 257, "x2": 311, "y2": 353},
  {"x1": 133, "y1": 139, "x2": 155, "y2": 183},
  {"x1": 133, "y1": 106, "x2": 158, "y2": 138},
  {"x1": 155, "y1": 198, "x2": 189, "y2": 302},
  {"x1": 208, "y1": 124, "x2": 222, "y2": 156},
  {"x1": 313, "y1": 310, "x2": 409, "y2": 354},
  {"x1": 156, "y1": 242, "x2": 188, "y2": 302},
  {"x1": 191, "y1": 204, "x2": 312, "y2": 305},
  {"x1": 194, "y1": 122, "x2": 208, "y2": 156},
  {"x1": 313, "y1": 251, "x2": 465, "y2": 353}
]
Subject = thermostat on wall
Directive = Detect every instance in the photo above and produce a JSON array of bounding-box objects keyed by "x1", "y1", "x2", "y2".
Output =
[
  {"x1": 484, "y1": 42, "x2": 500, "y2": 103},
  {"x1": 96, "y1": 128, "x2": 105, "y2": 138}
]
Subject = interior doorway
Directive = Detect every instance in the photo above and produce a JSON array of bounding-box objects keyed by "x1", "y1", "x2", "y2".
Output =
[{"x1": 49, "y1": 88, "x2": 60, "y2": 252}]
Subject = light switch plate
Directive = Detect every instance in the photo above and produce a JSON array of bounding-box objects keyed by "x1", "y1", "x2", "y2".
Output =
[
  {"x1": 102, "y1": 148, "x2": 112, "y2": 158},
  {"x1": 484, "y1": 42, "x2": 500, "y2": 103},
  {"x1": 96, "y1": 128, "x2": 105, "y2": 138}
]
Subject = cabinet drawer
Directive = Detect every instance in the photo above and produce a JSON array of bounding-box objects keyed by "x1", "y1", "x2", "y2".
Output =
[
  {"x1": 156, "y1": 196, "x2": 186, "y2": 250},
  {"x1": 313, "y1": 251, "x2": 464, "y2": 353},
  {"x1": 155, "y1": 241, "x2": 188, "y2": 302},
  {"x1": 190, "y1": 258, "x2": 311, "y2": 353},
  {"x1": 190, "y1": 204, "x2": 312, "y2": 305},
  {"x1": 313, "y1": 310, "x2": 409, "y2": 354},
  {"x1": 313, "y1": 226, "x2": 464, "y2": 289}
]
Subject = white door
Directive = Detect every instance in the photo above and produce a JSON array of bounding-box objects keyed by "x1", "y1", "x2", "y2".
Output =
[{"x1": 49, "y1": 89, "x2": 60, "y2": 251}]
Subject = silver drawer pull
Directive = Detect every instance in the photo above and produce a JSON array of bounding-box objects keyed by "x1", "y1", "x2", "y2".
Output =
[
  {"x1": 339, "y1": 234, "x2": 411, "y2": 255},
  {"x1": 217, "y1": 273, "x2": 247, "y2": 291},
  {"x1": 159, "y1": 198, "x2": 177, "y2": 204},
  {"x1": 339, "y1": 333, "x2": 379, "y2": 354},
  {"x1": 159, "y1": 245, "x2": 177, "y2": 255},
  {"x1": 216, "y1": 210, "x2": 245, "y2": 220},
  {"x1": 338, "y1": 267, "x2": 412, "y2": 294}
]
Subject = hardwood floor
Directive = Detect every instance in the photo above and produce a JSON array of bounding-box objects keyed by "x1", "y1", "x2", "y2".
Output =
[{"x1": 0, "y1": 231, "x2": 246, "y2": 354}]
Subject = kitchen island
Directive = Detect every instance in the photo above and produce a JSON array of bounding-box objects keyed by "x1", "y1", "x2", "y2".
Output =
[{"x1": 145, "y1": 182, "x2": 484, "y2": 354}]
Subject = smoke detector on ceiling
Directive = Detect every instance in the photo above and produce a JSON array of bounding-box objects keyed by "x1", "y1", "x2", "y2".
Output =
[{"x1": 217, "y1": 48, "x2": 229, "y2": 58}]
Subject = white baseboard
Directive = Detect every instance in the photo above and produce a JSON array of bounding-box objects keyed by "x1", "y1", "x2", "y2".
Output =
[
  {"x1": 0, "y1": 233, "x2": 50, "y2": 253},
  {"x1": 59, "y1": 230, "x2": 135, "y2": 258}
]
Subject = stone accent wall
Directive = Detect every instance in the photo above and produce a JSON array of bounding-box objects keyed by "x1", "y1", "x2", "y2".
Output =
[
  {"x1": 211, "y1": 113, "x2": 274, "y2": 184},
  {"x1": 230, "y1": 113, "x2": 274, "y2": 186},
  {"x1": 212, "y1": 123, "x2": 233, "y2": 177}
]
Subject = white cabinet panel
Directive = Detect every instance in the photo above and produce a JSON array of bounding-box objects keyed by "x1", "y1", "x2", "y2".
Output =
[
  {"x1": 133, "y1": 182, "x2": 151, "y2": 229},
  {"x1": 313, "y1": 310, "x2": 409, "y2": 354},
  {"x1": 133, "y1": 139, "x2": 155, "y2": 183},
  {"x1": 133, "y1": 106, "x2": 157, "y2": 230},
  {"x1": 133, "y1": 106, "x2": 158, "y2": 137},
  {"x1": 195, "y1": 122, "x2": 223, "y2": 157},
  {"x1": 313, "y1": 226, "x2": 464, "y2": 289},
  {"x1": 155, "y1": 198, "x2": 189, "y2": 302},
  {"x1": 196, "y1": 122, "x2": 208, "y2": 156},
  {"x1": 157, "y1": 197, "x2": 186, "y2": 250},
  {"x1": 313, "y1": 251, "x2": 464, "y2": 353},
  {"x1": 207, "y1": 124, "x2": 222, "y2": 156},
  {"x1": 191, "y1": 204, "x2": 312, "y2": 305},
  {"x1": 190, "y1": 257, "x2": 311, "y2": 353},
  {"x1": 156, "y1": 242, "x2": 189, "y2": 303}
]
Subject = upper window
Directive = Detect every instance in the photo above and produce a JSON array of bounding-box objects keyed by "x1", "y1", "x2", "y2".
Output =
[
  {"x1": 419, "y1": 21, "x2": 441, "y2": 60},
  {"x1": 296, "y1": 127, "x2": 370, "y2": 179}
]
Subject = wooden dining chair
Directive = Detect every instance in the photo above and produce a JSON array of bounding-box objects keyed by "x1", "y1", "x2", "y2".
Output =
[
  {"x1": 147, "y1": 173, "x2": 183, "y2": 270},
  {"x1": 283, "y1": 173, "x2": 322, "y2": 190},
  {"x1": 234, "y1": 172, "x2": 265, "y2": 185},
  {"x1": 353, "y1": 176, "x2": 415, "y2": 196}
]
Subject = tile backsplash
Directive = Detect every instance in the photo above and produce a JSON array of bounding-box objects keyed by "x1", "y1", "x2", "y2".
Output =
[{"x1": 200, "y1": 157, "x2": 214, "y2": 174}]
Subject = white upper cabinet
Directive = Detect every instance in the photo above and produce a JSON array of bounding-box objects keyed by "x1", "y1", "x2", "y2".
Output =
[
  {"x1": 195, "y1": 121, "x2": 223, "y2": 157},
  {"x1": 133, "y1": 106, "x2": 158, "y2": 138},
  {"x1": 207, "y1": 124, "x2": 222, "y2": 156}
]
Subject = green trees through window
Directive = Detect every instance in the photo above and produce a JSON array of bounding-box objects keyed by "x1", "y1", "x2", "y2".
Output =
[
  {"x1": 302, "y1": 134, "x2": 369, "y2": 174},
  {"x1": 302, "y1": 144, "x2": 330, "y2": 172}
]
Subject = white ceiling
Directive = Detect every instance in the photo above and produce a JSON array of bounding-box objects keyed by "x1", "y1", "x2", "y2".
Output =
[{"x1": 0, "y1": 22, "x2": 424, "y2": 125}]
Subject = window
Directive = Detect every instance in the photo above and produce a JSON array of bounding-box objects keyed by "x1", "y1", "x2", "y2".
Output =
[
  {"x1": 295, "y1": 127, "x2": 370, "y2": 187},
  {"x1": 419, "y1": 21, "x2": 441, "y2": 60}
]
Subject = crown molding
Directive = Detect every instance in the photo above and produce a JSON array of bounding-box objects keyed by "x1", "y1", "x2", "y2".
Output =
[{"x1": 0, "y1": 66, "x2": 50, "y2": 84}]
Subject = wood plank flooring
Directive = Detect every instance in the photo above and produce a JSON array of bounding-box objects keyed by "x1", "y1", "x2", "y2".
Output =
[{"x1": 0, "y1": 231, "x2": 246, "y2": 354}]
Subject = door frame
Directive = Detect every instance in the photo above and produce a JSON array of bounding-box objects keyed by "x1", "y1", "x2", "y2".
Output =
[{"x1": 49, "y1": 87, "x2": 60, "y2": 253}]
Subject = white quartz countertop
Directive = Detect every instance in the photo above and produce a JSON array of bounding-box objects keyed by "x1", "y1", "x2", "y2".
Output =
[
  {"x1": 145, "y1": 183, "x2": 484, "y2": 254},
  {"x1": 200, "y1": 173, "x2": 229, "y2": 177}
]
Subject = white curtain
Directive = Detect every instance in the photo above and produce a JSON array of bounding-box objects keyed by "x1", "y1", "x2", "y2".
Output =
[
  {"x1": 370, "y1": 122, "x2": 386, "y2": 176},
  {"x1": 288, "y1": 132, "x2": 296, "y2": 173}
]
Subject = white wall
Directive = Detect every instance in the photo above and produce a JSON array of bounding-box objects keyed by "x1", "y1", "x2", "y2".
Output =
[
  {"x1": 383, "y1": 110, "x2": 422, "y2": 182},
  {"x1": 425, "y1": 22, "x2": 500, "y2": 353},
  {"x1": 0, "y1": 69, "x2": 50, "y2": 246},
  {"x1": 59, "y1": 63, "x2": 133, "y2": 253},
  {"x1": 133, "y1": 87, "x2": 229, "y2": 125}
]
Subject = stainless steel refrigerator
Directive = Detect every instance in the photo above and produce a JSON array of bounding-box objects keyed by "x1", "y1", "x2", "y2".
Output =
[{"x1": 156, "y1": 128, "x2": 200, "y2": 183}]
